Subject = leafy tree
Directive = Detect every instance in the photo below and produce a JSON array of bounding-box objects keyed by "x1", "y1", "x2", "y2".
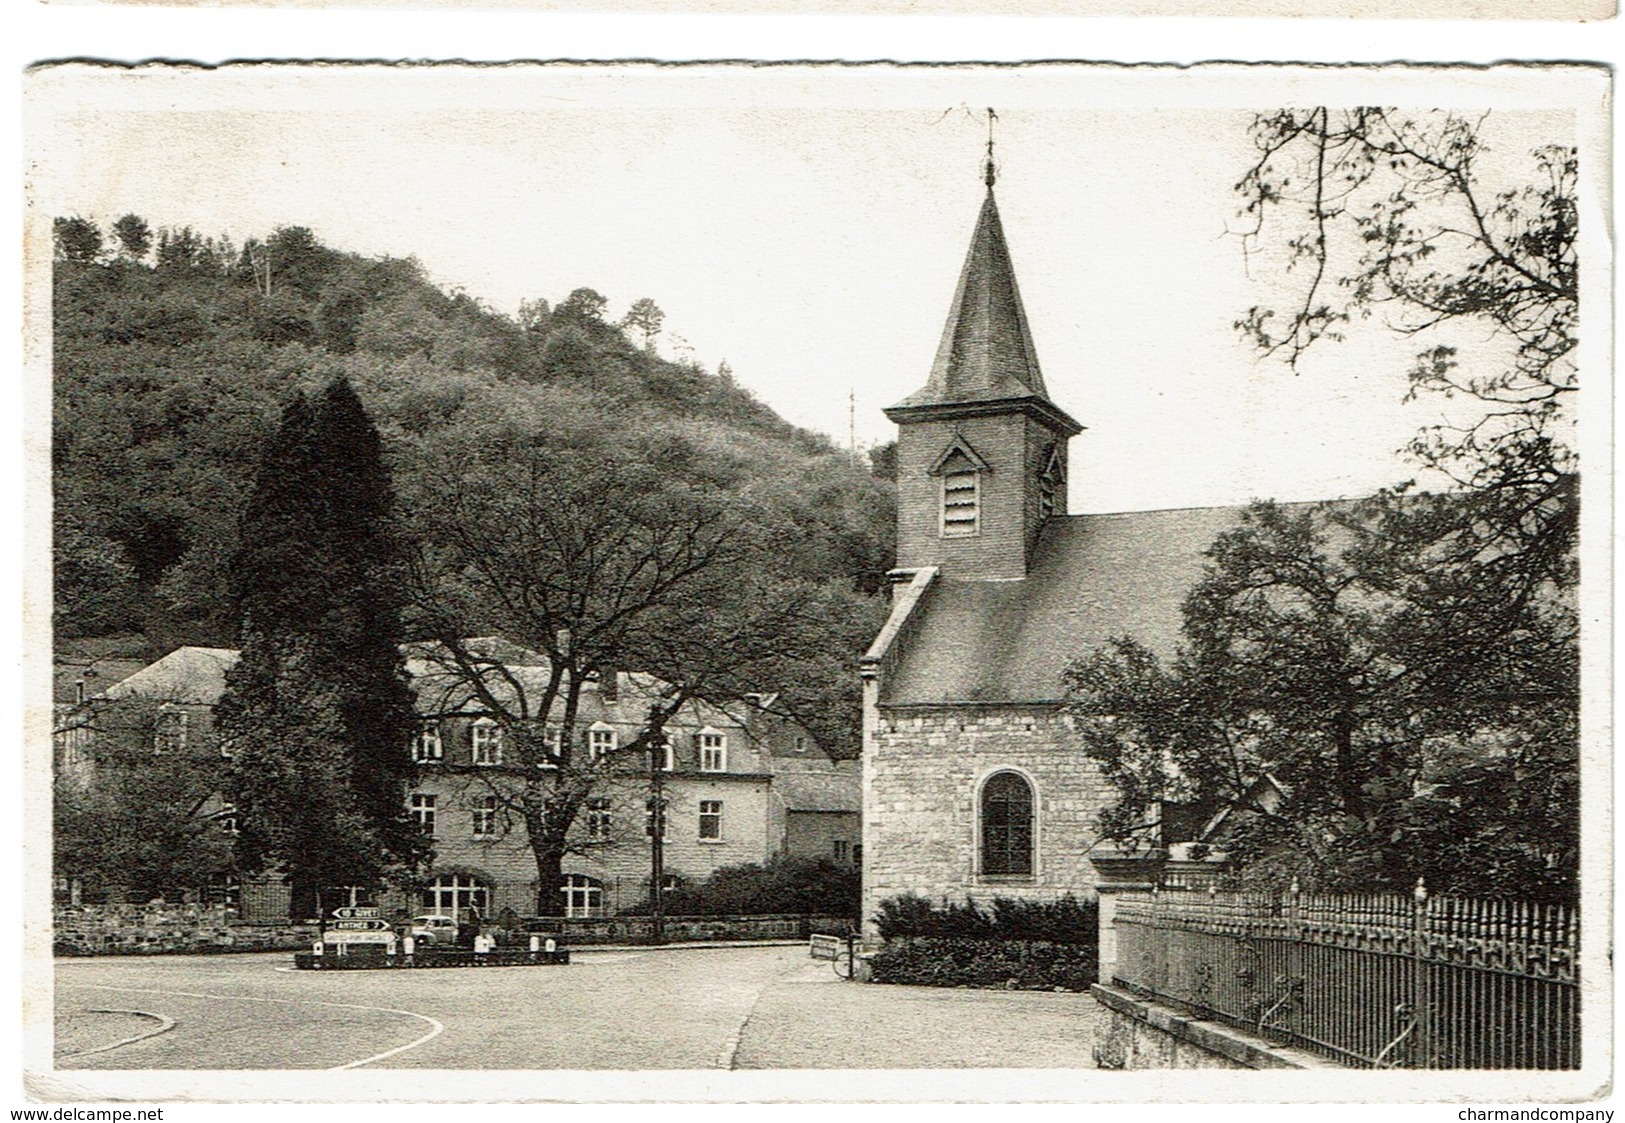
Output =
[
  {"x1": 1064, "y1": 495, "x2": 1578, "y2": 903},
  {"x1": 406, "y1": 411, "x2": 875, "y2": 908},
  {"x1": 54, "y1": 217, "x2": 103, "y2": 265},
  {"x1": 620, "y1": 297, "x2": 665, "y2": 352},
  {"x1": 156, "y1": 227, "x2": 207, "y2": 276},
  {"x1": 1234, "y1": 109, "x2": 1576, "y2": 565},
  {"x1": 554, "y1": 286, "x2": 608, "y2": 326},
  {"x1": 54, "y1": 510, "x2": 143, "y2": 636},
  {"x1": 111, "y1": 214, "x2": 153, "y2": 262},
  {"x1": 54, "y1": 701, "x2": 236, "y2": 904},
  {"x1": 218, "y1": 380, "x2": 425, "y2": 917}
]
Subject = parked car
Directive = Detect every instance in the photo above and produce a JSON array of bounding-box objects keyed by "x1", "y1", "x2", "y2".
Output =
[{"x1": 410, "y1": 914, "x2": 459, "y2": 945}]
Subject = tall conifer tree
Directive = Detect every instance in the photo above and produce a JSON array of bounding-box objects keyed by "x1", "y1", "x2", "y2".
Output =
[{"x1": 218, "y1": 379, "x2": 423, "y2": 919}]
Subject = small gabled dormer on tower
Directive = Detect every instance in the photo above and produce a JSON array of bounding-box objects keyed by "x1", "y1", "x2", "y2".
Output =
[{"x1": 885, "y1": 150, "x2": 1083, "y2": 581}]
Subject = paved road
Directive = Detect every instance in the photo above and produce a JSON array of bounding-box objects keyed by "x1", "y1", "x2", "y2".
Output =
[{"x1": 54, "y1": 945, "x2": 1104, "y2": 1070}]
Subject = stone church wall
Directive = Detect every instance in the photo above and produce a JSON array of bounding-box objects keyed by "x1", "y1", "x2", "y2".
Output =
[{"x1": 862, "y1": 703, "x2": 1115, "y2": 938}]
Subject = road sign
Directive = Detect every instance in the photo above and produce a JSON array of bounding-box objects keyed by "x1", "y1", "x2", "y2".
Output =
[
  {"x1": 331, "y1": 906, "x2": 381, "y2": 920},
  {"x1": 329, "y1": 919, "x2": 390, "y2": 931},
  {"x1": 323, "y1": 929, "x2": 394, "y2": 945},
  {"x1": 809, "y1": 933, "x2": 842, "y2": 961}
]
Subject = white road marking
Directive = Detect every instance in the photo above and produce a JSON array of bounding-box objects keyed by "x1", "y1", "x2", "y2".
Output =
[
  {"x1": 57, "y1": 1008, "x2": 176, "y2": 1059},
  {"x1": 58, "y1": 983, "x2": 445, "y2": 1070}
]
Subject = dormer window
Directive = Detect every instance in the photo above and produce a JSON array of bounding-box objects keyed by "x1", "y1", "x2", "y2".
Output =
[
  {"x1": 1039, "y1": 446, "x2": 1065, "y2": 523},
  {"x1": 698, "y1": 729, "x2": 727, "y2": 773},
  {"x1": 589, "y1": 722, "x2": 618, "y2": 762},
  {"x1": 471, "y1": 718, "x2": 503, "y2": 766}
]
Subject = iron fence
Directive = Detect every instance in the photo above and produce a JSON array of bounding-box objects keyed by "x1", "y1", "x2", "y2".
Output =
[{"x1": 1112, "y1": 883, "x2": 1578, "y2": 1069}]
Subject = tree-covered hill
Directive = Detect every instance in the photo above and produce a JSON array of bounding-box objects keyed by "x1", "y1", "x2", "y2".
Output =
[{"x1": 53, "y1": 217, "x2": 895, "y2": 753}]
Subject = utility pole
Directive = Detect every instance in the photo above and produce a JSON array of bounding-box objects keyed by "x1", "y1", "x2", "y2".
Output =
[{"x1": 647, "y1": 719, "x2": 668, "y2": 945}]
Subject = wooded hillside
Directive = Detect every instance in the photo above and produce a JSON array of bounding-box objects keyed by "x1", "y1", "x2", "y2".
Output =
[{"x1": 53, "y1": 217, "x2": 895, "y2": 756}]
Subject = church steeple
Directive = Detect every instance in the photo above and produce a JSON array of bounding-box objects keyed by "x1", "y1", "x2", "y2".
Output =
[{"x1": 886, "y1": 144, "x2": 1082, "y2": 582}]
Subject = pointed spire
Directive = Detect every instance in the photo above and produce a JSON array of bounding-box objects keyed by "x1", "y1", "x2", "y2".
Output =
[
  {"x1": 887, "y1": 132, "x2": 1081, "y2": 438},
  {"x1": 897, "y1": 179, "x2": 1049, "y2": 407}
]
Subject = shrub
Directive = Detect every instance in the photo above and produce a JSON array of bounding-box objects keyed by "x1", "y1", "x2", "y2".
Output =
[
  {"x1": 868, "y1": 937, "x2": 1097, "y2": 991},
  {"x1": 872, "y1": 893, "x2": 1097, "y2": 945},
  {"x1": 621, "y1": 856, "x2": 859, "y2": 919}
]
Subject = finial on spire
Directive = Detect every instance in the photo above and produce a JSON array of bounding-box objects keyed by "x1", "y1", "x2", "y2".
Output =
[{"x1": 984, "y1": 107, "x2": 998, "y2": 188}]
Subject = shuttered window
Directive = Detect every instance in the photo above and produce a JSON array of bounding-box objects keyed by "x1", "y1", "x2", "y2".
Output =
[{"x1": 941, "y1": 469, "x2": 980, "y2": 537}]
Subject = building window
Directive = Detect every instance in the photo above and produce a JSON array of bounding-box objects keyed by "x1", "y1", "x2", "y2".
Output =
[
  {"x1": 543, "y1": 725, "x2": 563, "y2": 760},
  {"x1": 833, "y1": 839, "x2": 850, "y2": 863},
  {"x1": 980, "y1": 771, "x2": 1035, "y2": 876},
  {"x1": 471, "y1": 718, "x2": 503, "y2": 766},
  {"x1": 216, "y1": 805, "x2": 240, "y2": 836},
  {"x1": 561, "y1": 874, "x2": 603, "y2": 919},
  {"x1": 698, "y1": 800, "x2": 723, "y2": 841},
  {"x1": 411, "y1": 792, "x2": 436, "y2": 836},
  {"x1": 645, "y1": 796, "x2": 667, "y2": 838},
  {"x1": 413, "y1": 721, "x2": 443, "y2": 763},
  {"x1": 471, "y1": 795, "x2": 497, "y2": 838},
  {"x1": 589, "y1": 723, "x2": 617, "y2": 762},
  {"x1": 586, "y1": 797, "x2": 612, "y2": 841},
  {"x1": 423, "y1": 873, "x2": 487, "y2": 917},
  {"x1": 1039, "y1": 447, "x2": 1065, "y2": 523},
  {"x1": 941, "y1": 466, "x2": 980, "y2": 537},
  {"x1": 698, "y1": 730, "x2": 727, "y2": 773},
  {"x1": 656, "y1": 737, "x2": 675, "y2": 771},
  {"x1": 853, "y1": 843, "x2": 863, "y2": 868},
  {"x1": 153, "y1": 706, "x2": 188, "y2": 755}
]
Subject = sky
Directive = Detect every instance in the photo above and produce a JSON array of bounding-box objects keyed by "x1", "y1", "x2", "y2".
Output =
[{"x1": 28, "y1": 64, "x2": 1589, "y2": 514}]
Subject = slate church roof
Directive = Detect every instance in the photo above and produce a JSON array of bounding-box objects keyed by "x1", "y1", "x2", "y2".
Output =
[{"x1": 880, "y1": 504, "x2": 1252, "y2": 706}]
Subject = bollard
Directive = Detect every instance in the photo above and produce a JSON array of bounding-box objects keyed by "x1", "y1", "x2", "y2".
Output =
[
  {"x1": 474, "y1": 935, "x2": 489, "y2": 955},
  {"x1": 312, "y1": 940, "x2": 324, "y2": 956},
  {"x1": 530, "y1": 935, "x2": 541, "y2": 952},
  {"x1": 545, "y1": 937, "x2": 556, "y2": 953},
  {"x1": 403, "y1": 935, "x2": 415, "y2": 957}
]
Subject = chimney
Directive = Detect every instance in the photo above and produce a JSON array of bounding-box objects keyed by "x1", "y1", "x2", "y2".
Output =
[
  {"x1": 74, "y1": 678, "x2": 85, "y2": 705},
  {"x1": 600, "y1": 667, "x2": 619, "y2": 703}
]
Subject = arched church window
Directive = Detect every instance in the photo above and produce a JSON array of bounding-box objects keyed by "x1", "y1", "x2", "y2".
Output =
[{"x1": 980, "y1": 771, "x2": 1034, "y2": 876}]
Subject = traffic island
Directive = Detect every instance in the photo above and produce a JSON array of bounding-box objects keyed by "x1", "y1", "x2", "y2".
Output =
[{"x1": 293, "y1": 947, "x2": 569, "y2": 970}]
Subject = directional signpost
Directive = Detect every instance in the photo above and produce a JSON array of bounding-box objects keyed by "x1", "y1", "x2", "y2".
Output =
[{"x1": 325, "y1": 906, "x2": 394, "y2": 952}]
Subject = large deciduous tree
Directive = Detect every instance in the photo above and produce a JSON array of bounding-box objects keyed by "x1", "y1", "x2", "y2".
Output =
[
  {"x1": 1066, "y1": 111, "x2": 1582, "y2": 900},
  {"x1": 1065, "y1": 495, "x2": 1577, "y2": 903},
  {"x1": 1235, "y1": 109, "x2": 1576, "y2": 486},
  {"x1": 217, "y1": 378, "x2": 424, "y2": 918},
  {"x1": 405, "y1": 406, "x2": 875, "y2": 911}
]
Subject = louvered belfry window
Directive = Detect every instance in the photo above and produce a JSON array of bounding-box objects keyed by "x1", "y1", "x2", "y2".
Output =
[
  {"x1": 941, "y1": 467, "x2": 980, "y2": 537},
  {"x1": 981, "y1": 771, "x2": 1034, "y2": 876}
]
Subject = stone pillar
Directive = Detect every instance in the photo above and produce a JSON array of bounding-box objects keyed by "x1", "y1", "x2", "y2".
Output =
[{"x1": 1088, "y1": 847, "x2": 1166, "y2": 985}]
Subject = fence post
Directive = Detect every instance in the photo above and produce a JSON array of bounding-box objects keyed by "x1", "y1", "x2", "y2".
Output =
[
  {"x1": 1088, "y1": 846, "x2": 1166, "y2": 986},
  {"x1": 1413, "y1": 877, "x2": 1432, "y2": 1069}
]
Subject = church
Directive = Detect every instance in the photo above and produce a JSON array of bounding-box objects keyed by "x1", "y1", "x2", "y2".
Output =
[{"x1": 859, "y1": 155, "x2": 1252, "y2": 932}]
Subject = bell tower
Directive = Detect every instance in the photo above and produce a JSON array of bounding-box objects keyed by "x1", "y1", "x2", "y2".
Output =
[{"x1": 886, "y1": 148, "x2": 1082, "y2": 581}]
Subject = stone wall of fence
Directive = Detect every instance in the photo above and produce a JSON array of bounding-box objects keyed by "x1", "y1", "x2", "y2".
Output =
[
  {"x1": 54, "y1": 904, "x2": 318, "y2": 957},
  {"x1": 54, "y1": 905, "x2": 852, "y2": 956},
  {"x1": 521, "y1": 913, "x2": 853, "y2": 945}
]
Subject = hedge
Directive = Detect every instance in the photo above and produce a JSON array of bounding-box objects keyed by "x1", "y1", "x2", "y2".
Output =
[
  {"x1": 871, "y1": 893, "x2": 1098, "y2": 944},
  {"x1": 868, "y1": 937, "x2": 1098, "y2": 991}
]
